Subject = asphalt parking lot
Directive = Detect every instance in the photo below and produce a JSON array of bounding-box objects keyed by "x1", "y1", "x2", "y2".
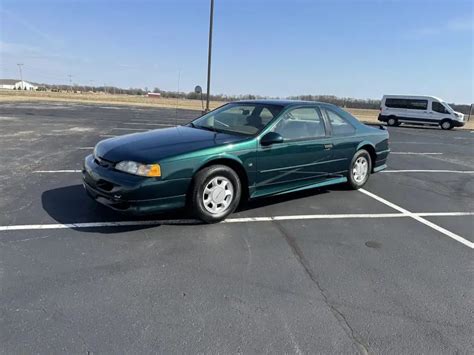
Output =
[{"x1": 1, "y1": 101, "x2": 473, "y2": 353}]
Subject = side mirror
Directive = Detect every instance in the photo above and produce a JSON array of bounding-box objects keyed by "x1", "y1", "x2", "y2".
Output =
[{"x1": 260, "y1": 132, "x2": 284, "y2": 146}]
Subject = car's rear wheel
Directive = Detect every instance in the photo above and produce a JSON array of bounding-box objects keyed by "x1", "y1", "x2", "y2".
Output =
[
  {"x1": 387, "y1": 116, "x2": 399, "y2": 127},
  {"x1": 191, "y1": 165, "x2": 241, "y2": 223},
  {"x1": 440, "y1": 119, "x2": 453, "y2": 130},
  {"x1": 347, "y1": 149, "x2": 371, "y2": 189}
]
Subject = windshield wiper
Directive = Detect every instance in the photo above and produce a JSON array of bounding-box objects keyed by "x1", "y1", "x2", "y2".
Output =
[{"x1": 194, "y1": 124, "x2": 219, "y2": 133}]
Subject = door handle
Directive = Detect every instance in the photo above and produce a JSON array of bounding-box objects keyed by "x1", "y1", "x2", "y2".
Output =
[{"x1": 324, "y1": 144, "x2": 333, "y2": 150}]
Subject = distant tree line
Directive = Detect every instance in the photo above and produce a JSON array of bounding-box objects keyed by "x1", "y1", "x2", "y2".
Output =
[{"x1": 34, "y1": 83, "x2": 472, "y2": 114}]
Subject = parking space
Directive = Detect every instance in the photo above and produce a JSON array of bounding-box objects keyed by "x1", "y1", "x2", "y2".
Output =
[{"x1": 0, "y1": 102, "x2": 473, "y2": 353}]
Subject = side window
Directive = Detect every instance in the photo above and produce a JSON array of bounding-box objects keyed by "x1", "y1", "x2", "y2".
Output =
[
  {"x1": 385, "y1": 98, "x2": 427, "y2": 110},
  {"x1": 432, "y1": 101, "x2": 448, "y2": 114},
  {"x1": 385, "y1": 98, "x2": 406, "y2": 108},
  {"x1": 324, "y1": 109, "x2": 356, "y2": 136},
  {"x1": 272, "y1": 107, "x2": 326, "y2": 140},
  {"x1": 408, "y1": 99, "x2": 428, "y2": 110}
]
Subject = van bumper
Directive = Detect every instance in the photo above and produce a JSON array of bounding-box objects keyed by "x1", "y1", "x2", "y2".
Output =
[
  {"x1": 452, "y1": 120, "x2": 465, "y2": 127},
  {"x1": 378, "y1": 114, "x2": 388, "y2": 122}
]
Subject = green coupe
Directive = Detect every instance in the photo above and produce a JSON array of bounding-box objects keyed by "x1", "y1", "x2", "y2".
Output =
[{"x1": 83, "y1": 100, "x2": 390, "y2": 223}]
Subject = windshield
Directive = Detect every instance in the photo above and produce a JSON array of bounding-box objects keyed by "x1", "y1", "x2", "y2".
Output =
[{"x1": 190, "y1": 103, "x2": 284, "y2": 136}]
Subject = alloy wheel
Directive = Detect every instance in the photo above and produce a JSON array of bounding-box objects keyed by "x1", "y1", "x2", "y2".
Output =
[
  {"x1": 353, "y1": 156, "x2": 369, "y2": 183},
  {"x1": 202, "y1": 176, "x2": 234, "y2": 214}
]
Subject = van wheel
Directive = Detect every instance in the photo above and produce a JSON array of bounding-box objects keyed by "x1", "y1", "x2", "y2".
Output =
[
  {"x1": 347, "y1": 149, "x2": 372, "y2": 190},
  {"x1": 387, "y1": 116, "x2": 399, "y2": 127},
  {"x1": 190, "y1": 165, "x2": 241, "y2": 223},
  {"x1": 440, "y1": 120, "x2": 452, "y2": 130}
]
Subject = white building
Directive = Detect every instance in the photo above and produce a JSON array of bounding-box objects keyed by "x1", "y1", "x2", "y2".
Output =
[{"x1": 0, "y1": 79, "x2": 38, "y2": 91}]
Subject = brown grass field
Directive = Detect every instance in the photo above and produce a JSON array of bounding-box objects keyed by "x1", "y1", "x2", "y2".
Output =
[{"x1": 1, "y1": 90, "x2": 472, "y2": 129}]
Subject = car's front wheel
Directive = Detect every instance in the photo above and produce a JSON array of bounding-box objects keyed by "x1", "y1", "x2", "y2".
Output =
[
  {"x1": 440, "y1": 119, "x2": 453, "y2": 130},
  {"x1": 191, "y1": 165, "x2": 241, "y2": 223},
  {"x1": 347, "y1": 149, "x2": 372, "y2": 189}
]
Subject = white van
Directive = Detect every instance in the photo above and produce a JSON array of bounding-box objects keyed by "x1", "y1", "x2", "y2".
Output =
[{"x1": 378, "y1": 95, "x2": 465, "y2": 130}]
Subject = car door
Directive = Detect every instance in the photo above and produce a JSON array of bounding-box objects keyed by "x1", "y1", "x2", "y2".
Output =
[
  {"x1": 255, "y1": 106, "x2": 334, "y2": 195},
  {"x1": 322, "y1": 106, "x2": 359, "y2": 176}
]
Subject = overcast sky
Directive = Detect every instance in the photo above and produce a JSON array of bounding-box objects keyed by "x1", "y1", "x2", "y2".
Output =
[{"x1": 1, "y1": 0, "x2": 472, "y2": 103}]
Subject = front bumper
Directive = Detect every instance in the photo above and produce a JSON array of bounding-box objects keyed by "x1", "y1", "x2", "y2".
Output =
[
  {"x1": 82, "y1": 154, "x2": 189, "y2": 214},
  {"x1": 452, "y1": 120, "x2": 465, "y2": 127}
]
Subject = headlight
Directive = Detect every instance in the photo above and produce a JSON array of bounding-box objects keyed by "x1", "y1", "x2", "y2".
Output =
[{"x1": 115, "y1": 161, "x2": 161, "y2": 177}]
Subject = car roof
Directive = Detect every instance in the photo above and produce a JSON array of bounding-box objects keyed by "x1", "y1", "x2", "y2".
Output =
[{"x1": 235, "y1": 99, "x2": 327, "y2": 107}]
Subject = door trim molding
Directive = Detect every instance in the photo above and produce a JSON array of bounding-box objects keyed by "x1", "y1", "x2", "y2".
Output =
[{"x1": 259, "y1": 158, "x2": 347, "y2": 173}]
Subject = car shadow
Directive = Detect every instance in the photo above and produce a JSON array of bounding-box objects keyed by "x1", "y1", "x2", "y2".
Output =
[
  {"x1": 41, "y1": 185, "x2": 199, "y2": 234},
  {"x1": 42, "y1": 184, "x2": 341, "y2": 233}
]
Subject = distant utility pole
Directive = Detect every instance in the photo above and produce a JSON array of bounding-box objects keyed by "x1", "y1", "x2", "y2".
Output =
[
  {"x1": 205, "y1": 0, "x2": 214, "y2": 112},
  {"x1": 17, "y1": 63, "x2": 24, "y2": 89},
  {"x1": 104, "y1": 83, "x2": 107, "y2": 94},
  {"x1": 68, "y1": 75, "x2": 73, "y2": 92}
]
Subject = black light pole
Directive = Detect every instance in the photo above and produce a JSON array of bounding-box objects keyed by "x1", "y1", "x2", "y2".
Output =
[{"x1": 205, "y1": 0, "x2": 214, "y2": 112}]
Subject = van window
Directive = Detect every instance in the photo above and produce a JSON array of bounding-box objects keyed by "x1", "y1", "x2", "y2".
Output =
[
  {"x1": 385, "y1": 98, "x2": 427, "y2": 110},
  {"x1": 432, "y1": 102, "x2": 449, "y2": 114},
  {"x1": 409, "y1": 100, "x2": 428, "y2": 110}
]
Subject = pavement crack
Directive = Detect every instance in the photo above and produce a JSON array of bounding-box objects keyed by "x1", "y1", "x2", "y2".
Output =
[{"x1": 273, "y1": 221, "x2": 371, "y2": 355}]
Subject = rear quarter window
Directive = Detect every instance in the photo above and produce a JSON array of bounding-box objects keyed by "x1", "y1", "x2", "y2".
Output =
[{"x1": 324, "y1": 108, "x2": 356, "y2": 136}]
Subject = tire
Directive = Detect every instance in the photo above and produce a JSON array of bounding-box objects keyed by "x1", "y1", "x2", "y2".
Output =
[
  {"x1": 440, "y1": 119, "x2": 452, "y2": 130},
  {"x1": 347, "y1": 149, "x2": 372, "y2": 190},
  {"x1": 387, "y1": 116, "x2": 398, "y2": 127},
  {"x1": 190, "y1": 165, "x2": 241, "y2": 223}
]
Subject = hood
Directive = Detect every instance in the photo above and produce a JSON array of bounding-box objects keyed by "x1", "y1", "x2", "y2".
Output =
[{"x1": 95, "y1": 126, "x2": 246, "y2": 163}]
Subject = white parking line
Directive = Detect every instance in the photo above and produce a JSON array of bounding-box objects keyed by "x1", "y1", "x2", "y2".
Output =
[
  {"x1": 33, "y1": 170, "x2": 81, "y2": 173},
  {"x1": 359, "y1": 189, "x2": 474, "y2": 249},
  {"x1": 390, "y1": 152, "x2": 443, "y2": 155},
  {"x1": 0, "y1": 212, "x2": 472, "y2": 232},
  {"x1": 78, "y1": 147, "x2": 94, "y2": 150},
  {"x1": 382, "y1": 170, "x2": 474, "y2": 174},
  {"x1": 99, "y1": 134, "x2": 116, "y2": 138}
]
